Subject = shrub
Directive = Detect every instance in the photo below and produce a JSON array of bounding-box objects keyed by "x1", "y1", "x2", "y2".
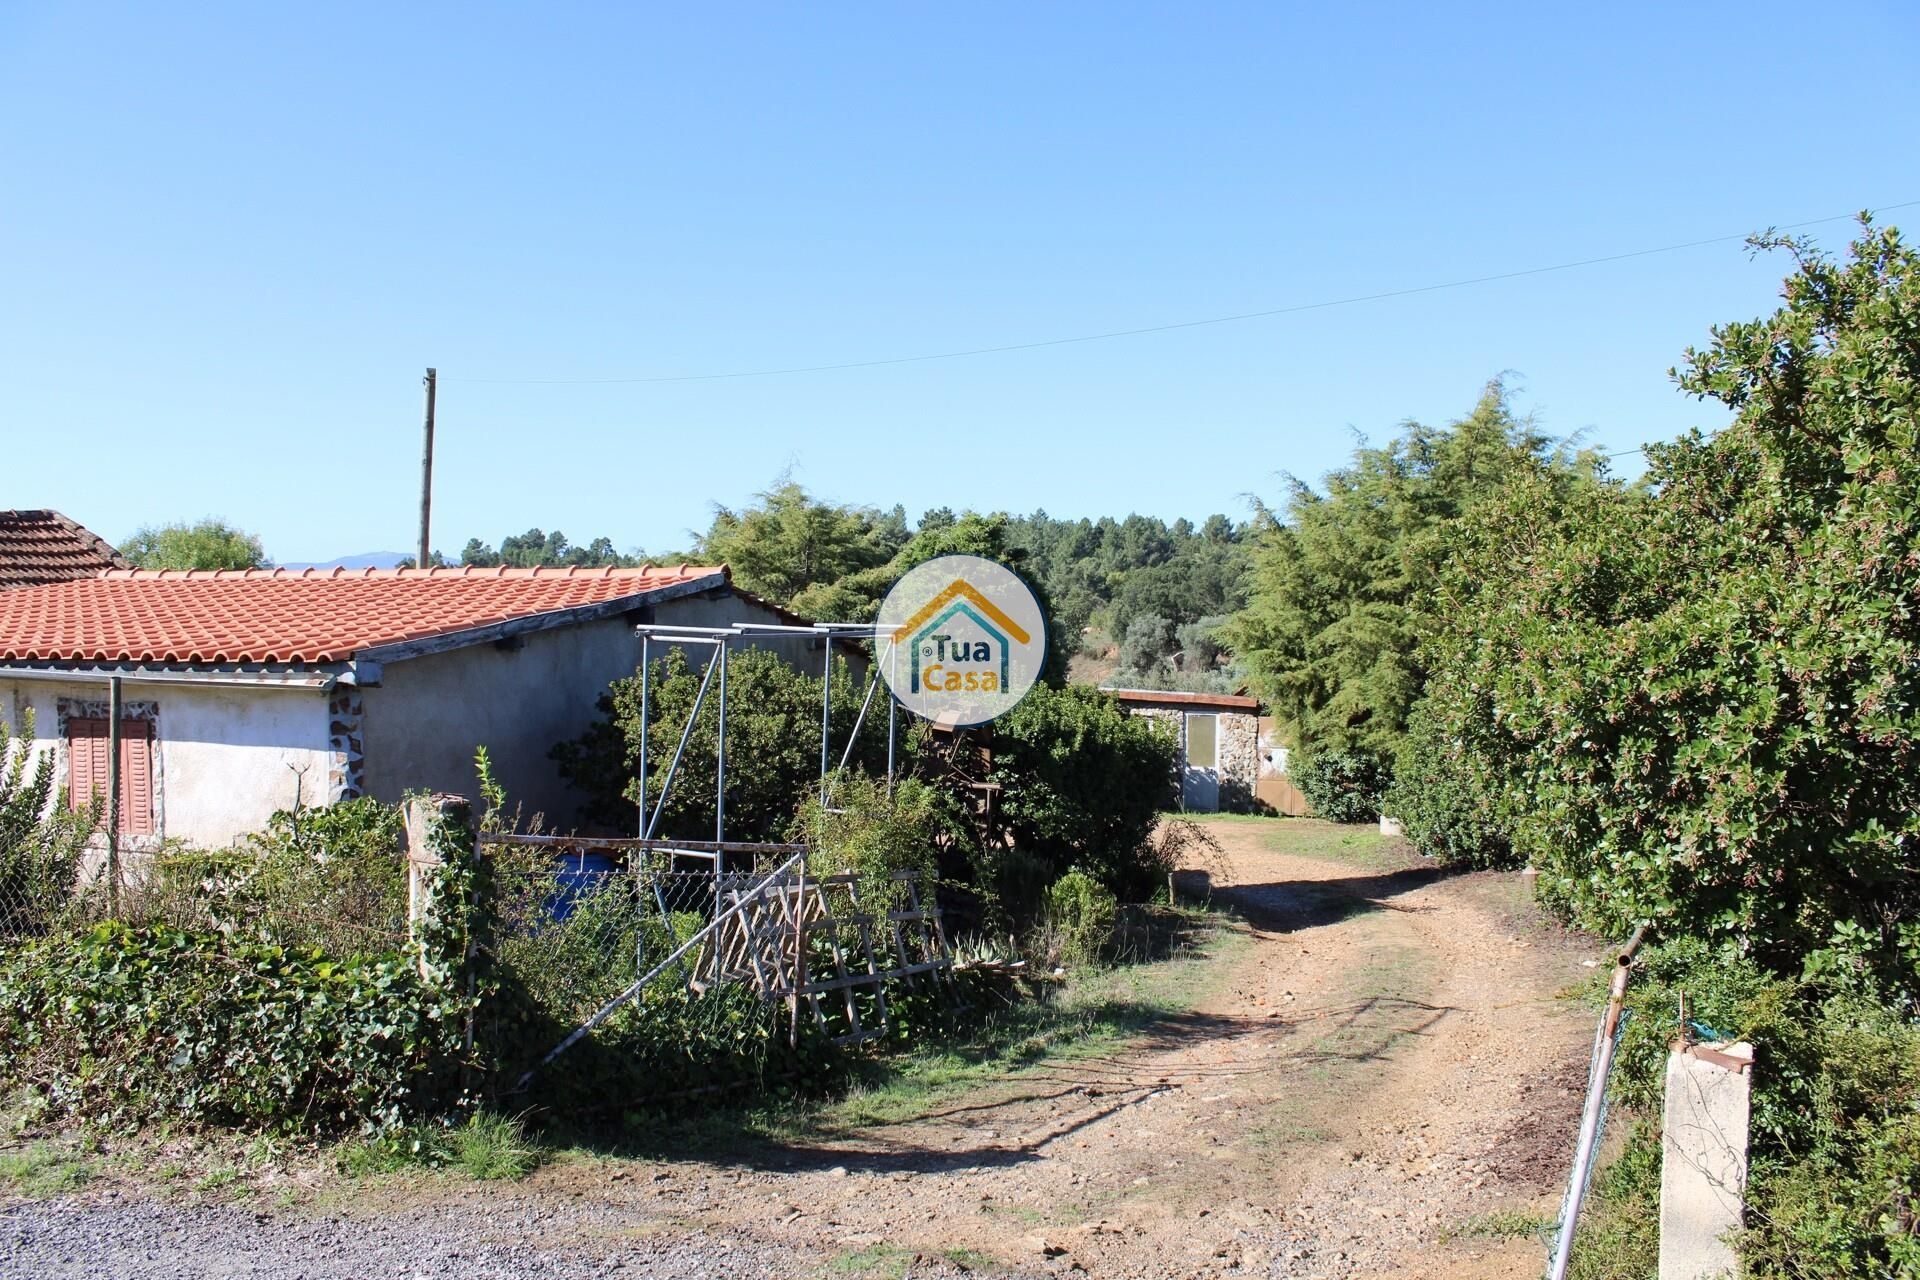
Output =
[
  {"x1": 1383, "y1": 702, "x2": 1515, "y2": 868},
  {"x1": 1414, "y1": 223, "x2": 1920, "y2": 982},
  {"x1": 0, "y1": 710, "x2": 97, "y2": 940},
  {"x1": 1293, "y1": 750, "x2": 1389, "y2": 824},
  {"x1": 982, "y1": 684, "x2": 1180, "y2": 901},
  {"x1": 795, "y1": 774, "x2": 946, "y2": 912},
  {"x1": 136, "y1": 798, "x2": 409, "y2": 953},
  {"x1": 0, "y1": 921, "x2": 466, "y2": 1133},
  {"x1": 1042, "y1": 870, "x2": 1118, "y2": 968}
]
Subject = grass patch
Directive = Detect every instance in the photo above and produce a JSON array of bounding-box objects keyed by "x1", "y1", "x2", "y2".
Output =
[
  {"x1": 1442, "y1": 1207, "x2": 1555, "y2": 1241},
  {"x1": 822, "y1": 1243, "x2": 916, "y2": 1278},
  {"x1": 0, "y1": 1142, "x2": 94, "y2": 1196},
  {"x1": 337, "y1": 1110, "x2": 540, "y2": 1182}
]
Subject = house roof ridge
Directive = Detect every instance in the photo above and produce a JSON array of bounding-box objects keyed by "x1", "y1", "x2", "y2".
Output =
[{"x1": 106, "y1": 564, "x2": 726, "y2": 581}]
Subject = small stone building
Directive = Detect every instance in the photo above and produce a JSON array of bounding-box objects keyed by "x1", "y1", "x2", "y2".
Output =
[{"x1": 1104, "y1": 688, "x2": 1263, "y2": 812}]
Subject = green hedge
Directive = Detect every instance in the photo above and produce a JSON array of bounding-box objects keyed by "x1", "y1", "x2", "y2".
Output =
[{"x1": 0, "y1": 922, "x2": 468, "y2": 1133}]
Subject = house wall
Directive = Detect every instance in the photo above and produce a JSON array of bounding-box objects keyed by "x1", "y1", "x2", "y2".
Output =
[
  {"x1": 1116, "y1": 702, "x2": 1262, "y2": 813},
  {"x1": 0, "y1": 676, "x2": 334, "y2": 851},
  {"x1": 357, "y1": 590, "x2": 824, "y2": 830}
]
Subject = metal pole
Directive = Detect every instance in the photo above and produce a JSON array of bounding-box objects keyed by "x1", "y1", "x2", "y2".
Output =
[
  {"x1": 837, "y1": 663, "x2": 885, "y2": 775},
  {"x1": 644, "y1": 643, "x2": 723, "y2": 840},
  {"x1": 636, "y1": 634, "x2": 651, "y2": 838},
  {"x1": 819, "y1": 635, "x2": 833, "y2": 805},
  {"x1": 885, "y1": 638, "x2": 899, "y2": 790},
  {"x1": 106, "y1": 676, "x2": 122, "y2": 911},
  {"x1": 715, "y1": 639, "x2": 728, "y2": 845},
  {"x1": 418, "y1": 367, "x2": 437, "y2": 568},
  {"x1": 1548, "y1": 926, "x2": 1649, "y2": 1280}
]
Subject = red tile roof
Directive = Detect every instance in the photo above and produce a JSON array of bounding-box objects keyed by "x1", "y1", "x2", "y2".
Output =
[
  {"x1": 1104, "y1": 687, "x2": 1261, "y2": 712},
  {"x1": 0, "y1": 510, "x2": 130, "y2": 589},
  {"x1": 0, "y1": 565, "x2": 726, "y2": 665}
]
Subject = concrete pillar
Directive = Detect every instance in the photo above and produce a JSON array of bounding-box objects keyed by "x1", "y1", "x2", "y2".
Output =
[{"x1": 1660, "y1": 1040, "x2": 1753, "y2": 1280}]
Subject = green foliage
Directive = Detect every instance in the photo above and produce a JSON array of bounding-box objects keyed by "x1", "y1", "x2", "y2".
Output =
[
  {"x1": 140, "y1": 797, "x2": 408, "y2": 953},
  {"x1": 1226, "y1": 378, "x2": 1602, "y2": 758},
  {"x1": 1042, "y1": 869, "x2": 1118, "y2": 968},
  {"x1": 339, "y1": 1110, "x2": 540, "y2": 1181},
  {"x1": 983, "y1": 684, "x2": 1179, "y2": 900},
  {"x1": 0, "y1": 1143, "x2": 95, "y2": 1197},
  {"x1": 0, "y1": 921, "x2": 467, "y2": 1133},
  {"x1": 796, "y1": 774, "x2": 946, "y2": 911},
  {"x1": 1417, "y1": 223, "x2": 1920, "y2": 976},
  {"x1": 119, "y1": 518, "x2": 267, "y2": 570},
  {"x1": 1382, "y1": 701, "x2": 1515, "y2": 867},
  {"x1": 1006, "y1": 510, "x2": 1249, "y2": 659},
  {"x1": 1292, "y1": 750, "x2": 1389, "y2": 825},
  {"x1": 0, "y1": 709, "x2": 97, "y2": 940},
  {"x1": 552, "y1": 647, "x2": 886, "y2": 838},
  {"x1": 696, "y1": 481, "x2": 908, "y2": 604}
]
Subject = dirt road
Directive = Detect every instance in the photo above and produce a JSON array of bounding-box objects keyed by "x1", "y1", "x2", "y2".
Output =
[{"x1": 3, "y1": 819, "x2": 1602, "y2": 1280}]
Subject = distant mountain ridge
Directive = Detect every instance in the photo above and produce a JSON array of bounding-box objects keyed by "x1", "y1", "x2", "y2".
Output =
[{"x1": 277, "y1": 551, "x2": 410, "y2": 571}]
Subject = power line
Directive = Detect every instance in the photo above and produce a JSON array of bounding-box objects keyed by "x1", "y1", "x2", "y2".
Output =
[{"x1": 450, "y1": 200, "x2": 1920, "y2": 387}]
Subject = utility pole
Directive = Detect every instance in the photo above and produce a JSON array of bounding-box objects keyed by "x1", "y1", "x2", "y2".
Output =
[{"x1": 418, "y1": 367, "x2": 437, "y2": 569}]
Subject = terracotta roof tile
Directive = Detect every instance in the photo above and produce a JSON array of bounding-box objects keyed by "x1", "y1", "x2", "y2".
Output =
[
  {"x1": 0, "y1": 565, "x2": 727, "y2": 665},
  {"x1": 1103, "y1": 687, "x2": 1261, "y2": 712},
  {"x1": 0, "y1": 510, "x2": 130, "y2": 589}
]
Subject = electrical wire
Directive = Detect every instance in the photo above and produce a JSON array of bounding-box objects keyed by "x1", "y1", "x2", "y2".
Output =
[{"x1": 449, "y1": 200, "x2": 1920, "y2": 387}]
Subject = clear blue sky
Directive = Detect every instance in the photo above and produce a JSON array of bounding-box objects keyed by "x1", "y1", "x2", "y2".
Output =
[{"x1": 4, "y1": 3, "x2": 1916, "y2": 564}]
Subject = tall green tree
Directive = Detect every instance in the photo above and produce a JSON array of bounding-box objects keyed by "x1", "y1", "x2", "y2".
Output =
[
  {"x1": 119, "y1": 518, "x2": 267, "y2": 570},
  {"x1": 694, "y1": 482, "x2": 906, "y2": 604},
  {"x1": 1225, "y1": 380, "x2": 1598, "y2": 758}
]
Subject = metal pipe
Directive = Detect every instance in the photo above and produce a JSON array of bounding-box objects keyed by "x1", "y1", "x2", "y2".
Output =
[
  {"x1": 1548, "y1": 926, "x2": 1649, "y2": 1280},
  {"x1": 715, "y1": 639, "x2": 728, "y2": 844},
  {"x1": 106, "y1": 675, "x2": 122, "y2": 911},
  {"x1": 636, "y1": 634, "x2": 651, "y2": 838},
  {"x1": 819, "y1": 635, "x2": 833, "y2": 805},
  {"x1": 643, "y1": 643, "x2": 723, "y2": 840},
  {"x1": 516, "y1": 852, "x2": 805, "y2": 1090}
]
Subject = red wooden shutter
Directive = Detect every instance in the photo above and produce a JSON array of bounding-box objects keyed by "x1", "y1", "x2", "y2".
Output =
[
  {"x1": 67, "y1": 718, "x2": 107, "y2": 814},
  {"x1": 121, "y1": 721, "x2": 154, "y2": 835},
  {"x1": 64, "y1": 717, "x2": 155, "y2": 833}
]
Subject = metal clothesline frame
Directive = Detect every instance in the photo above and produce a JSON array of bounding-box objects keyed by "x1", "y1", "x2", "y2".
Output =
[{"x1": 632, "y1": 620, "x2": 902, "y2": 852}]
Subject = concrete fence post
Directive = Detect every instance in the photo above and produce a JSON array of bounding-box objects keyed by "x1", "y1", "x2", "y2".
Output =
[
  {"x1": 1660, "y1": 1039, "x2": 1753, "y2": 1280},
  {"x1": 403, "y1": 792, "x2": 474, "y2": 985}
]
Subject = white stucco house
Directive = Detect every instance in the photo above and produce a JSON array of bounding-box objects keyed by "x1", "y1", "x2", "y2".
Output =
[{"x1": 0, "y1": 564, "x2": 814, "y2": 850}]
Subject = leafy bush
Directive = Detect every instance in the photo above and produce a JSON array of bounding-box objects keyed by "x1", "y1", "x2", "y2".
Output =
[
  {"x1": 1416, "y1": 223, "x2": 1920, "y2": 982},
  {"x1": 134, "y1": 797, "x2": 408, "y2": 953},
  {"x1": 982, "y1": 684, "x2": 1180, "y2": 901},
  {"x1": 0, "y1": 921, "x2": 466, "y2": 1133},
  {"x1": 0, "y1": 710, "x2": 97, "y2": 940},
  {"x1": 1293, "y1": 750, "x2": 1389, "y2": 824},
  {"x1": 796, "y1": 774, "x2": 946, "y2": 911},
  {"x1": 552, "y1": 647, "x2": 886, "y2": 839},
  {"x1": 1042, "y1": 870, "x2": 1118, "y2": 968},
  {"x1": 1383, "y1": 702, "x2": 1515, "y2": 868}
]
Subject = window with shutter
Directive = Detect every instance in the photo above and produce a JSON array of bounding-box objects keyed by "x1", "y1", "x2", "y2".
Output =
[{"x1": 65, "y1": 717, "x2": 155, "y2": 835}]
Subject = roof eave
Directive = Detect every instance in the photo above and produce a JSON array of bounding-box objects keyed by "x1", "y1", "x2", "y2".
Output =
[{"x1": 352, "y1": 570, "x2": 731, "y2": 667}]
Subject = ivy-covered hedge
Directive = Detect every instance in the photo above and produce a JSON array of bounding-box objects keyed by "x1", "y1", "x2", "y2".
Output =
[{"x1": 0, "y1": 922, "x2": 468, "y2": 1132}]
